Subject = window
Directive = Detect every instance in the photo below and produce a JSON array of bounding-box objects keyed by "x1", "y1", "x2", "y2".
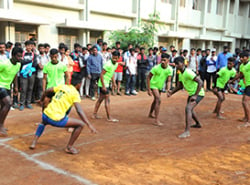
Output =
[
  {"x1": 58, "y1": 28, "x2": 79, "y2": 51},
  {"x1": 192, "y1": 0, "x2": 201, "y2": 11},
  {"x1": 207, "y1": 0, "x2": 212, "y2": 13},
  {"x1": 180, "y1": 0, "x2": 185, "y2": 7},
  {"x1": 216, "y1": 0, "x2": 223, "y2": 15},
  {"x1": 15, "y1": 24, "x2": 37, "y2": 46},
  {"x1": 229, "y1": 0, "x2": 234, "y2": 14},
  {"x1": 238, "y1": 2, "x2": 245, "y2": 16},
  {"x1": 161, "y1": 0, "x2": 172, "y2": 4}
]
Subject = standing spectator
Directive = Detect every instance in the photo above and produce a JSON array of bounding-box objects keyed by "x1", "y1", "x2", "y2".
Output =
[
  {"x1": 44, "y1": 43, "x2": 50, "y2": 58},
  {"x1": 0, "y1": 42, "x2": 7, "y2": 61},
  {"x1": 183, "y1": 49, "x2": 189, "y2": 66},
  {"x1": 136, "y1": 47, "x2": 148, "y2": 91},
  {"x1": 206, "y1": 49, "x2": 217, "y2": 91},
  {"x1": 169, "y1": 45, "x2": 175, "y2": 53},
  {"x1": 123, "y1": 43, "x2": 133, "y2": 61},
  {"x1": 43, "y1": 49, "x2": 69, "y2": 91},
  {"x1": 35, "y1": 44, "x2": 49, "y2": 100},
  {"x1": 115, "y1": 41, "x2": 121, "y2": 49},
  {"x1": 196, "y1": 48, "x2": 202, "y2": 70},
  {"x1": 5, "y1": 41, "x2": 13, "y2": 59},
  {"x1": 65, "y1": 47, "x2": 75, "y2": 84},
  {"x1": 153, "y1": 47, "x2": 158, "y2": 56},
  {"x1": 147, "y1": 48, "x2": 157, "y2": 75},
  {"x1": 216, "y1": 46, "x2": 232, "y2": 70},
  {"x1": 80, "y1": 47, "x2": 90, "y2": 98},
  {"x1": 95, "y1": 39, "x2": 103, "y2": 52},
  {"x1": 87, "y1": 43, "x2": 92, "y2": 52},
  {"x1": 187, "y1": 48, "x2": 198, "y2": 74},
  {"x1": 101, "y1": 42, "x2": 110, "y2": 65},
  {"x1": 170, "y1": 49, "x2": 178, "y2": 89},
  {"x1": 87, "y1": 46, "x2": 103, "y2": 101},
  {"x1": 125, "y1": 48, "x2": 137, "y2": 96},
  {"x1": 113, "y1": 48, "x2": 125, "y2": 95},
  {"x1": 58, "y1": 43, "x2": 68, "y2": 66},
  {"x1": 70, "y1": 43, "x2": 83, "y2": 76},
  {"x1": 198, "y1": 50, "x2": 207, "y2": 84},
  {"x1": 234, "y1": 48, "x2": 241, "y2": 72},
  {"x1": 19, "y1": 40, "x2": 38, "y2": 110}
]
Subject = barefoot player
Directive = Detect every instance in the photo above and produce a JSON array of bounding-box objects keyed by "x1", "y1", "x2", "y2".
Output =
[
  {"x1": 147, "y1": 53, "x2": 172, "y2": 126},
  {"x1": 92, "y1": 50, "x2": 119, "y2": 122},
  {"x1": 213, "y1": 57, "x2": 236, "y2": 119},
  {"x1": 0, "y1": 47, "x2": 23, "y2": 136},
  {"x1": 30, "y1": 73, "x2": 97, "y2": 154},
  {"x1": 167, "y1": 56, "x2": 204, "y2": 138},
  {"x1": 231, "y1": 51, "x2": 250, "y2": 127}
]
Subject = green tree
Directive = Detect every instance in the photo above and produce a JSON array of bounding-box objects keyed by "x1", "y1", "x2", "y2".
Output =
[{"x1": 107, "y1": 11, "x2": 161, "y2": 50}]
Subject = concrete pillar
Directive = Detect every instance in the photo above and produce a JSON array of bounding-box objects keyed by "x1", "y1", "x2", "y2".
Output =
[
  {"x1": 234, "y1": 0, "x2": 240, "y2": 33},
  {"x1": 244, "y1": 3, "x2": 249, "y2": 35},
  {"x1": 182, "y1": 38, "x2": 190, "y2": 50},
  {"x1": 224, "y1": 0, "x2": 230, "y2": 29},
  {"x1": 172, "y1": 0, "x2": 179, "y2": 32},
  {"x1": 202, "y1": 41, "x2": 206, "y2": 50},
  {"x1": 201, "y1": 0, "x2": 208, "y2": 35},
  {"x1": 86, "y1": 31, "x2": 90, "y2": 44},
  {"x1": 38, "y1": 24, "x2": 58, "y2": 48},
  {"x1": 78, "y1": 30, "x2": 85, "y2": 46}
]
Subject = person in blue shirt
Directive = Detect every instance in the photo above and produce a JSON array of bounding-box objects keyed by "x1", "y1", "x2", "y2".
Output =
[{"x1": 216, "y1": 46, "x2": 233, "y2": 70}]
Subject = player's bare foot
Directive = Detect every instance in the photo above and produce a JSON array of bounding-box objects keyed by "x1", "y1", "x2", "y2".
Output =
[
  {"x1": 107, "y1": 118, "x2": 119, "y2": 123},
  {"x1": 217, "y1": 115, "x2": 226, "y2": 120},
  {"x1": 29, "y1": 141, "x2": 36, "y2": 150},
  {"x1": 190, "y1": 124, "x2": 202, "y2": 128},
  {"x1": 92, "y1": 114, "x2": 102, "y2": 119},
  {"x1": 148, "y1": 114, "x2": 155, "y2": 118},
  {"x1": 152, "y1": 121, "x2": 164, "y2": 127},
  {"x1": 238, "y1": 122, "x2": 250, "y2": 129},
  {"x1": 65, "y1": 146, "x2": 79, "y2": 154},
  {"x1": 178, "y1": 131, "x2": 190, "y2": 138},
  {"x1": 238, "y1": 117, "x2": 248, "y2": 122},
  {"x1": 0, "y1": 127, "x2": 8, "y2": 137}
]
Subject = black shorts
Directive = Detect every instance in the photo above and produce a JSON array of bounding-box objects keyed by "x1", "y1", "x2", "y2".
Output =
[
  {"x1": 99, "y1": 87, "x2": 110, "y2": 95},
  {"x1": 0, "y1": 87, "x2": 10, "y2": 99},
  {"x1": 216, "y1": 87, "x2": 226, "y2": 92},
  {"x1": 187, "y1": 95, "x2": 204, "y2": 104},
  {"x1": 245, "y1": 86, "x2": 250, "y2": 96}
]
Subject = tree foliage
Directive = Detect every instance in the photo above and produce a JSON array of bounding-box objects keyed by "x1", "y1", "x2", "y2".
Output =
[{"x1": 107, "y1": 11, "x2": 161, "y2": 50}]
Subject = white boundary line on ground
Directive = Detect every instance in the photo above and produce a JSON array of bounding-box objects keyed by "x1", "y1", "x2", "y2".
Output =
[{"x1": 0, "y1": 142, "x2": 97, "y2": 185}]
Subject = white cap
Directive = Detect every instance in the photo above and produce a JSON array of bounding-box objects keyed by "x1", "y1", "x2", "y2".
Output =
[{"x1": 211, "y1": 48, "x2": 216, "y2": 52}]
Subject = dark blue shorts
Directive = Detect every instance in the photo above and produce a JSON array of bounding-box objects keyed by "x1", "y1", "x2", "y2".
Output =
[{"x1": 42, "y1": 113, "x2": 68, "y2": 127}]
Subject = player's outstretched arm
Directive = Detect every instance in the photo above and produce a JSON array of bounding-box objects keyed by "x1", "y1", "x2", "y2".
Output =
[
  {"x1": 74, "y1": 102, "x2": 97, "y2": 133},
  {"x1": 147, "y1": 72, "x2": 153, "y2": 96},
  {"x1": 167, "y1": 81, "x2": 183, "y2": 97}
]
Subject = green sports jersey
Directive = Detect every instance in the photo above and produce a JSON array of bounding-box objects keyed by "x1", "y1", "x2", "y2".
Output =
[
  {"x1": 0, "y1": 59, "x2": 21, "y2": 90},
  {"x1": 43, "y1": 61, "x2": 67, "y2": 89},
  {"x1": 98, "y1": 60, "x2": 118, "y2": 87},
  {"x1": 240, "y1": 62, "x2": 250, "y2": 87},
  {"x1": 150, "y1": 64, "x2": 173, "y2": 90},
  {"x1": 179, "y1": 68, "x2": 205, "y2": 96},
  {"x1": 216, "y1": 67, "x2": 236, "y2": 88}
]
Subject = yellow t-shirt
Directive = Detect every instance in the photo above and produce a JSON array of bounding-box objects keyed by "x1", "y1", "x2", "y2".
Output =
[{"x1": 44, "y1": 85, "x2": 81, "y2": 121}]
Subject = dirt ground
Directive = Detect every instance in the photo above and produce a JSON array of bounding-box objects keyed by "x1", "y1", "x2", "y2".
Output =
[{"x1": 0, "y1": 91, "x2": 249, "y2": 185}]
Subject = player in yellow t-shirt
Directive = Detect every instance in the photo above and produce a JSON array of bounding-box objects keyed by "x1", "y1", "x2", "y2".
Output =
[{"x1": 30, "y1": 73, "x2": 97, "y2": 154}]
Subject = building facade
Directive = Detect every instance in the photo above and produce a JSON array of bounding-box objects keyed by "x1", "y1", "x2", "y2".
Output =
[{"x1": 0, "y1": 0, "x2": 249, "y2": 51}]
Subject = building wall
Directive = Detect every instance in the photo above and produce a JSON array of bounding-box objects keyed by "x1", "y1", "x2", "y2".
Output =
[{"x1": 0, "y1": 0, "x2": 249, "y2": 51}]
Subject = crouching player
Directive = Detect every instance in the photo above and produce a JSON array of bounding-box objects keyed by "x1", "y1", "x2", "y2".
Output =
[
  {"x1": 30, "y1": 73, "x2": 97, "y2": 154},
  {"x1": 167, "y1": 57, "x2": 205, "y2": 138},
  {"x1": 212, "y1": 57, "x2": 236, "y2": 119}
]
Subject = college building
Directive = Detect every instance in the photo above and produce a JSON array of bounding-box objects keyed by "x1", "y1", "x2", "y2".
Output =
[{"x1": 0, "y1": 0, "x2": 249, "y2": 51}]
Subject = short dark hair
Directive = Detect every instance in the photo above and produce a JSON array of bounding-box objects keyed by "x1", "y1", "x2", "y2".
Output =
[
  {"x1": 183, "y1": 49, "x2": 188, "y2": 53},
  {"x1": 74, "y1": 43, "x2": 81, "y2": 49},
  {"x1": 148, "y1": 47, "x2": 153, "y2": 51},
  {"x1": 92, "y1": 46, "x2": 98, "y2": 50},
  {"x1": 44, "y1": 43, "x2": 50, "y2": 48},
  {"x1": 172, "y1": 49, "x2": 177, "y2": 53},
  {"x1": 6, "y1": 42, "x2": 13, "y2": 49},
  {"x1": 38, "y1": 44, "x2": 45, "y2": 48},
  {"x1": 191, "y1": 48, "x2": 196, "y2": 51},
  {"x1": 161, "y1": 53, "x2": 170, "y2": 59},
  {"x1": 24, "y1": 40, "x2": 33, "y2": 46},
  {"x1": 87, "y1": 43, "x2": 92, "y2": 47},
  {"x1": 197, "y1": 48, "x2": 201, "y2": 52},
  {"x1": 82, "y1": 47, "x2": 88, "y2": 51},
  {"x1": 14, "y1": 42, "x2": 22, "y2": 47},
  {"x1": 227, "y1": 57, "x2": 235, "y2": 63},
  {"x1": 11, "y1": 47, "x2": 23, "y2": 57},
  {"x1": 140, "y1": 47, "x2": 145, "y2": 51},
  {"x1": 112, "y1": 50, "x2": 120, "y2": 57},
  {"x1": 174, "y1": 56, "x2": 185, "y2": 65},
  {"x1": 58, "y1": 43, "x2": 66, "y2": 50},
  {"x1": 153, "y1": 47, "x2": 158, "y2": 51},
  {"x1": 116, "y1": 41, "x2": 120, "y2": 45},
  {"x1": 71, "y1": 73, "x2": 83, "y2": 86},
  {"x1": 97, "y1": 39, "x2": 103, "y2": 44},
  {"x1": 0, "y1": 42, "x2": 5, "y2": 46},
  {"x1": 129, "y1": 48, "x2": 135, "y2": 53},
  {"x1": 239, "y1": 51, "x2": 249, "y2": 58},
  {"x1": 103, "y1": 42, "x2": 107, "y2": 46},
  {"x1": 50, "y1": 48, "x2": 58, "y2": 55}
]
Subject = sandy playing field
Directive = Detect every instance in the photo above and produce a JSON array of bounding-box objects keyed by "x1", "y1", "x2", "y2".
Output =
[{"x1": 0, "y1": 91, "x2": 249, "y2": 185}]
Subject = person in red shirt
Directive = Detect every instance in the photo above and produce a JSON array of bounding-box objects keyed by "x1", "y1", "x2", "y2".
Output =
[
  {"x1": 70, "y1": 43, "x2": 83, "y2": 76},
  {"x1": 112, "y1": 48, "x2": 125, "y2": 95}
]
